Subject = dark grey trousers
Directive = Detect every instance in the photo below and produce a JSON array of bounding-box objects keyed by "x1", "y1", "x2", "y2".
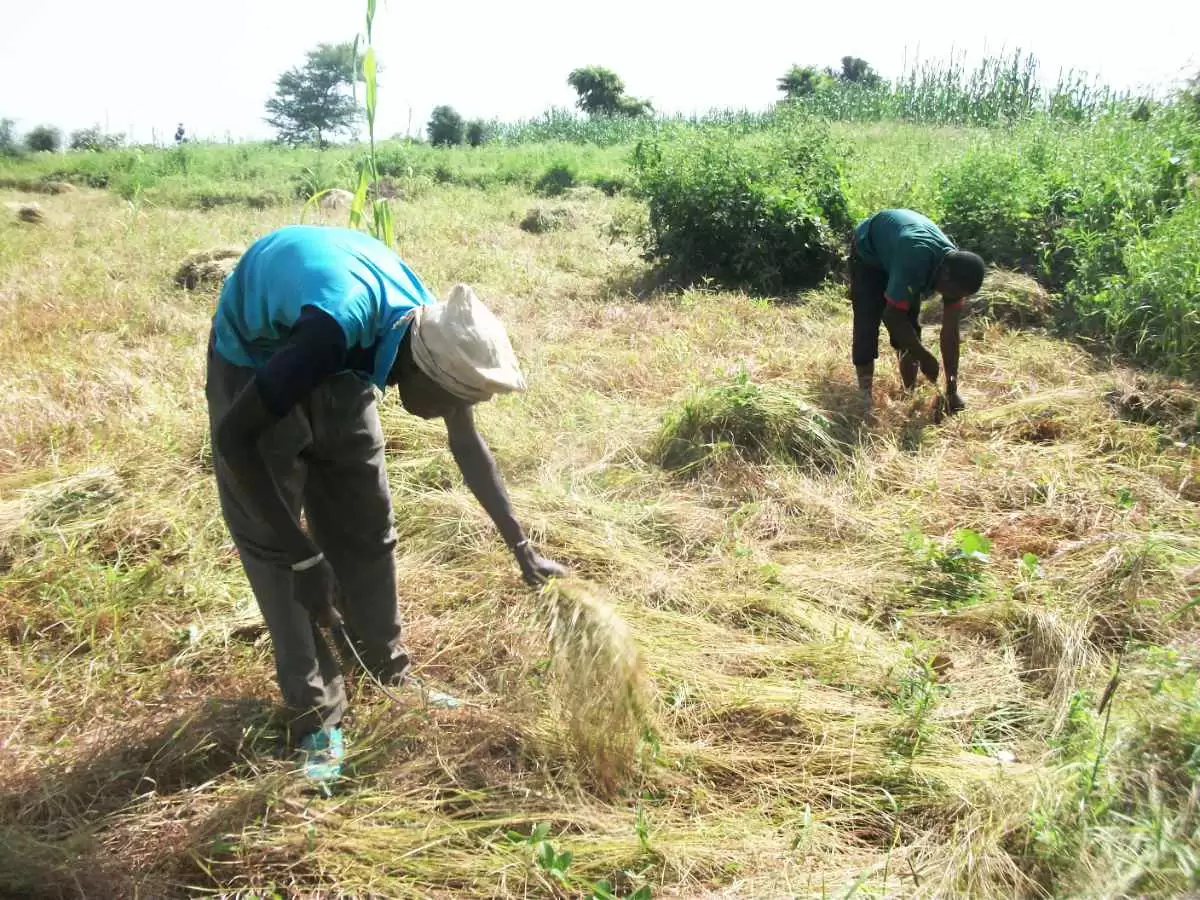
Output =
[{"x1": 205, "y1": 339, "x2": 409, "y2": 736}]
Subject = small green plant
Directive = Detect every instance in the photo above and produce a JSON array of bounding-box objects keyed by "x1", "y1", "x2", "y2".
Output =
[
  {"x1": 536, "y1": 839, "x2": 574, "y2": 885},
  {"x1": 905, "y1": 528, "x2": 994, "y2": 608},
  {"x1": 635, "y1": 804, "x2": 652, "y2": 856},
  {"x1": 888, "y1": 650, "x2": 947, "y2": 758},
  {"x1": 347, "y1": 0, "x2": 394, "y2": 249},
  {"x1": 591, "y1": 883, "x2": 652, "y2": 900}
]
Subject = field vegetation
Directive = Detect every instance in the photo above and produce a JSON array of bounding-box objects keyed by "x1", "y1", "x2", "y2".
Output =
[{"x1": 1, "y1": 42, "x2": 1198, "y2": 900}]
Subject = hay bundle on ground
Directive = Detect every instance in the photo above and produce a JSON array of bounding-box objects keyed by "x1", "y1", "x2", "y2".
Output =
[
  {"x1": 318, "y1": 188, "x2": 354, "y2": 211},
  {"x1": 0, "y1": 468, "x2": 122, "y2": 563},
  {"x1": 653, "y1": 373, "x2": 845, "y2": 475},
  {"x1": 520, "y1": 204, "x2": 580, "y2": 234},
  {"x1": 42, "y1": 181, "x2": 76, "y2": 195},
  {"x1": 972, "y1": 269, "x2": 1053, "y2": 328},
  {"x1": 536, "y1": 579, "x2": 649, "y2": 791},
  {"x1": 8, "y1": 202, "x2": 44, "y2": 224},
  {"x1": 174, "y1": 246, "x2": 244, "y2": 290},
  {"x1": 1105, "y1": 375, "x2": 1199, "y2": 444}
]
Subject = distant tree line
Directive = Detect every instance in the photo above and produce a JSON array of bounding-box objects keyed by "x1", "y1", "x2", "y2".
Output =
[{"x1": 777, "y1": 56, "x2": 882, "y2": 99}]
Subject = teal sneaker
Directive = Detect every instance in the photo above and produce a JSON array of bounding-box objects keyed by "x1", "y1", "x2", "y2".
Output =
[{"x1": 297, "y1": 726, "x2": 345, "y2": 786}]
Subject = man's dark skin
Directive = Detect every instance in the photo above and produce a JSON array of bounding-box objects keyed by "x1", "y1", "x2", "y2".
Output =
[
  {"x1": 214, "y1": 329, "x2": 566, "y2": 611},
  {"x1": 857, "y1": 267, "x2": 968, "y2": 417}
]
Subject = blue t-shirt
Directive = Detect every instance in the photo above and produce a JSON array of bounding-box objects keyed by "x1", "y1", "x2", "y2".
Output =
[
  {"x1": 854, "y1": 209, "x2": 955, "y2": 310},
  {"x1": 212, "y1": 225, "x2": 436, "y2": 390}
]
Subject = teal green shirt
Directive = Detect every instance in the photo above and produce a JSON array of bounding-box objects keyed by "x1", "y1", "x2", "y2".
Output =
[
  {"x1": 854, "y1": 209, "x2": 955, "y2": 310},
  {"x1": 212, "y1": 226, "x2": 436, "y2": 389}
]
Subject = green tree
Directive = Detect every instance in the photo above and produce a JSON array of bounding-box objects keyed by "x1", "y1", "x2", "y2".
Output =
[
  {"x1": 427, "y1": 106, "x2": 465, "y2": 146},
  {"x1": 69, "y1": 126, "x2": 124, "y2": 151},
  {"x1": 25, "y1": 125, "x2": 62, "y2": 152},
  {"x1": 777, "y1": 65, "x2": 833, "y2": 99},
  {"x1": 1184, "y1": 69, "x2": 1200, "y2": 116},
  {"x1": 0, "y1": 119, "x2": 19, "y2": 157},
  {"x1": 264, "y1": 42, "x2": 361, "y2": 147},
  {"x1": 567, "y1": 66, "x2": 652, "y2": 117},
  {"x1": 465, "y1": 119, "x2": 491, "y2": 147},
  {"x1": 837, "y1": 56, "x2": 881, "y2": 86}
]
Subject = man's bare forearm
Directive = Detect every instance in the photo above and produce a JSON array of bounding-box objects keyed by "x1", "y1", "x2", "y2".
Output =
[
  {"x1": 941, "y1": 307, "x2": 962, "y2": 386},
  {"x1": 445, "y1": 407, "x2": 524, "y2": 548}
]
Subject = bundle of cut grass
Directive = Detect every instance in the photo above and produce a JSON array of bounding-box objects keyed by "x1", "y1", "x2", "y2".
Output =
[
  {"x1": 174, "y1": 246, "x2": 243, "y2": 290},
  {"x1": 972, "y1": 268, "x2": 1053, "y2": 328},
  {"x1": 519, "y1": 204, "x2": 579, "y2": 234},
  {"x1": 536, "y1": 579, "x2": 649, "y2": 791},
  {"x1": 0, "y1": 468, "x2": 122, "y2": 562},
  {"x1": 318, "y1": 188, "x2": 354, "y2": 210},
  {"x1": 7, "y1": 202, "x2": 44, "y2": 224},
  {"x1": 652, "y1": 371, "x2": 844, "y2": 475}
]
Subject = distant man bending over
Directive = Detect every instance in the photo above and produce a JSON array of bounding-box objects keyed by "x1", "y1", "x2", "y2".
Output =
[
  {"x1": 849, "y1": 208, "x2": 985, "y2": 419},
  {"x1": 207, "y1": 225, "x2": 566, "y2": 785}
]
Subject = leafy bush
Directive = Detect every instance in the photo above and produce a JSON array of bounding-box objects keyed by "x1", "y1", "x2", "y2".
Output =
[
  {"x1": 937, "y1": 142, "x2": 1057, "y2": 271},
  {"x1": 652, "y1": 371, "x2": 844, "y2": 475},
  {"x1": 427, "y1": 106, "x2": 465, "y2": 147},
  {"x1": 1084, "y1": 197, "x2": 1200, "y2": 373},
  {"x1": 0, "y1": 119, "x2": 20, "y2": 158},
  {"x1": 465, "y1": 119, "x2": 492, "y2": 147},
  {"x1": 68, "y1": 127, "x2": 124, "y2": 152},
  {"x1": 633, "y1": 121, "x2": 851, "y2": 292},
  {"x1": 25, "y1": 125, "x2": 62, "y2": 153},
  {"x1": 534, "y1": 163, "x2": 577, "y2": 196},
  {"x1": 935, "y1": 112, "x2": 1200, "y2": 371}
]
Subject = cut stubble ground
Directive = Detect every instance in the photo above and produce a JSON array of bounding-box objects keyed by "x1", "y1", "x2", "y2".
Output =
[{"x1": 0, "y1": 185, "x2": 1197, "y2": 899}]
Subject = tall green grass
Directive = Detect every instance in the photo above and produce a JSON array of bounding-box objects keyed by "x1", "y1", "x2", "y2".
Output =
[{"x1": 495, "y1": 51, "x2": 1135, "y2": 145}]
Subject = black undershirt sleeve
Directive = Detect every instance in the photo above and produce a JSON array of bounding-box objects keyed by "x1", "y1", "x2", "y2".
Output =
[{"x1": 253, "y1": 306, "x2": 350, "y2": 417}]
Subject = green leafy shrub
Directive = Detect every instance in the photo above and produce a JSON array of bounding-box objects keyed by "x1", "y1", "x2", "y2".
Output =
[
  {"x1": 936, "y1": 142, "x2": 1057, "y2": 271},
  {"x1": 535, "y1": 163, "x2": 577, "y2": 196},
  {"x1": 465, "y1": 119, "x2": 492, "y2": 147},
  {"x1": 25, "y1": 125, "x2": 61, "y2": 153},
  {"x1": 652, "y1": 372, "x2": 844, "y2": 475},
  {"x1": 427, "y1": 105, "x2": 465, "y2": 147},
  {"x1": 1085, "y1": 197, "x2": 1200, "y2": 373},
  {"x1": 936, "y1": 112, "x2": 1200, "y2": 371},
  {"x1": 0, "y1": 119, "x2": 21, "y2": 158},
  {"x1": 633, "y1": 121, "x2": 851, "y2": 292},
  {"x1": 68, "y1": 127, "x2": 124, "y2": 152}
]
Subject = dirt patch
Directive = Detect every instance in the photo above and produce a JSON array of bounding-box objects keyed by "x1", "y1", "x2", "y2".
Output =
[{"x1": 986, "y1": 512, "x2": 1079, "y2": 558}]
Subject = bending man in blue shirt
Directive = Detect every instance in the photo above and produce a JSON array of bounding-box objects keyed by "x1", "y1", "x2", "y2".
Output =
[
  {"x1": 849, "y1": 209, "x2": 985, "y2": 420},
  {"x1": 207, "y1": 225, "x2": 566, "y2": 784}
]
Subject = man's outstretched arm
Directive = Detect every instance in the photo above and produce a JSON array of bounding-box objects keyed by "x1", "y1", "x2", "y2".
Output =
[
  {"x1": 941, "y1": 302, "x2": 965, "y2": 412},
  {"x1": 882, "y1": 304, "x2": 940, "y2": 385},
  {"x1": 444, "y1": 405, "x2": 567, "y2": 585}
]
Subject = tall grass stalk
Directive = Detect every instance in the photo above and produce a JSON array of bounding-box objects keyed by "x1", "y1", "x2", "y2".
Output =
[{"x1": 351, "y1": 0, "x2": 395, "y2": 248}]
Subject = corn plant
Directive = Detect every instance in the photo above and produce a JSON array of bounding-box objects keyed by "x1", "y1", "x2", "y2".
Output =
[{"x1": 350, "y1": 0, "x2": 394, "y2": 248}]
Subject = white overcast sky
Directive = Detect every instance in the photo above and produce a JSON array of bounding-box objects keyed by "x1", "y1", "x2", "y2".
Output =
[{"x1": 1, "y1": 0, "x2": 1197, "y2": 143}]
